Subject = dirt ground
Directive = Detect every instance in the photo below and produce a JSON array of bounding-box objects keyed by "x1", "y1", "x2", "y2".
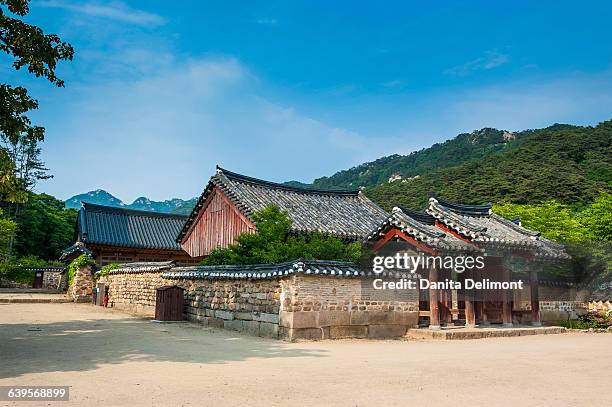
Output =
[{"x1": 0, "y1": 303, "x2": 610, "y2": 407}]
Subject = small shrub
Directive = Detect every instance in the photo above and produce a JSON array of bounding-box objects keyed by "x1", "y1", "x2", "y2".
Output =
[
  {"x1": 95, "y1": 263, "x2": 120, "y2": 279},
  {"x1": 558, "y1": 310, "x2": 612, "y2": 329}
]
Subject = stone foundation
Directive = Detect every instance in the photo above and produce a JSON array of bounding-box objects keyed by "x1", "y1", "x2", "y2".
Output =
[{"x1": 279, "y1": 275, "x2": 419, "y2": 340}]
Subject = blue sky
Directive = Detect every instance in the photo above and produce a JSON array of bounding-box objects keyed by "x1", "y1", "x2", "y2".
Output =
[{"x1": 3, "y1": 1, "x2": 612, "y2": 202}]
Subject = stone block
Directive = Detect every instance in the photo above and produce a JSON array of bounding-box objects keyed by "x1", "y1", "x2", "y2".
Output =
[
  {"x1": 316, "y1": 310, "x2": 350, "y2": 327},
  {"x1": 243, "y1": 320, "x2": 260, "y2": 336},
  {"x1": 280, "y1": 311, "x2": 317, "y2": 329},
  {"x1": 215, "y1": 310, "x2": 234, "y2": 320},
  {"x1": 284, "y1": 327, "x2": 324, "y2": 341},
  {"x1": 253, "y1": 312, "x2": 279, "y2": 324},
  {"x1": 350, "y1": 310, "x2": 394, "y2": 325},
  {"x1": 234, "y1": 312, "x2": 253, "y2": 321},
  {"x1": 208, "y1": 317, "x2": 225, "y2": 329},
  {"x1": 259, "y1": 322, "x2": 279, "y2": 338},
  {"x1": 391, "y1": 311, "x2": 419, "y2": 327},
  {"x1": 223, "y1": 319, "x2": 243, "y2": 332},
  {"x1": 329, "y1": 325, "x2": 368, "y2": 339},
  {"x1": 368, "y1": 324, "x2": 408, "y2": 338}
]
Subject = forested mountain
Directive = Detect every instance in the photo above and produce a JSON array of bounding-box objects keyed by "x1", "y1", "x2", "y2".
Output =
[
  {"x1": 365, "y1": 121, "x2": 612, "y2": 210},
  {"x1": 306, "y1": 128, "x2": 525, "y2": 190}
]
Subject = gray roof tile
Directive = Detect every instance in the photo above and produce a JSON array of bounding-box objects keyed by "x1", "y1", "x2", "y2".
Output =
[
  {"x1": 78, "y1": 203, "x2": 187, "y2": 250},
  {"x1": 177, "y1": 166, "x2": 389, "y2": 242},
  {"x1": 426, "y1": 197, "x2": 569, "y2": 259}
]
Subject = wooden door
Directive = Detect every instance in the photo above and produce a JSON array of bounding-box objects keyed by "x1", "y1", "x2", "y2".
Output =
[{"x1": 33, "y1": 271, "x2": 43, "y2": 288}]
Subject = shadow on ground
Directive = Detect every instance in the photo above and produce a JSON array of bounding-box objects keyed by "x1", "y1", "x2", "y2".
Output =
[{"x1": 0, "y1": 315, "x2": 327, "y2": 379}]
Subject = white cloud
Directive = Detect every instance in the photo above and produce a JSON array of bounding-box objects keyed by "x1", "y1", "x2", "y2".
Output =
[
  {"x1": 445, "y1": 51, "x2": 510, "y2": 76},
  {"x1": 38, "y1": 57, "x2": 398, "y2": 201},
  {"x1": 37, "y1": 1, "x2": 166, "y2": 26}
]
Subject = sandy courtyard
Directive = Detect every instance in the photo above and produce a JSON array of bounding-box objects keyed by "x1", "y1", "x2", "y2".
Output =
[{"x1": 0, "y1": 303, "x2": 610, "y2": 407}]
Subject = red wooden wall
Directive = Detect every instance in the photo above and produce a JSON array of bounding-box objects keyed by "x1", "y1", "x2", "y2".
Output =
[{"x1": 180, "y1": 187, "x2": 255, "y2": 257}]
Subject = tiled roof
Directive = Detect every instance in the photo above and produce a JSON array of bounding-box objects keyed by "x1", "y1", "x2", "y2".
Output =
[
  {"x1": 106, "y1": 261, "x2": 176, "y2": 274},
  {"x1": 365, "y1": 207, "x2": 481, "y2": 253},
  {"x1": 78, "y1": 203, "x2": 188, "y2": 251},
  {"x1": 108, "y1": 259, "x2": 423, "y2": 280},
  {"x1": 162, "y1": 260, "x2": 367, "y2": 280},
  {"x1": 59, "y1": 242, "x2": 93, "y2": 261},
  {"x1": 21, "y1": 266, "x2": 66, "y2": 273},
  {"x1": 177, "y1": 166, "x2": 389, "y2": 242},
  {"x1": 426, "y1": 197, "x2": 569, "y2": 259}
]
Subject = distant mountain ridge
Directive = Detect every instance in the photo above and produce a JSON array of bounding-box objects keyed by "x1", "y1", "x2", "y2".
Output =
[
  {"x1": 297, "y1": 128, "x2": 524, "y2": 190},
  {"x1": 66, "y1": 121, "x2": 611, "y2": 216},
  {"x1": 64, "y1": 190, "x2": 197, "y2": 214}
]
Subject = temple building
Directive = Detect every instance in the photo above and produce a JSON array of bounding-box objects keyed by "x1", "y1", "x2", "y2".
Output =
[
  {"x1": 68, "y1": 167, "x2": 580, "y2": 338},
  {"x1": 366, "y1": 198, "x2": 570, "y2": 329},
  {"x1": 177, "y1": 166, "x2": 389, "y2": 257},
  {"x1": 61, "y1": 203, "x2": 198, "y2": 266}
]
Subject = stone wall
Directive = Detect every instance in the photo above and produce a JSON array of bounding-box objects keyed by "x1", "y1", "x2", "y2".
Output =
[
  {"x1": 101, "y1": 271, "x2": 169, "y2": 315},
  {"x1": 43, "y1": 271, "x2": 66, "y2": 290},
  {"x1": 279, "y1": 275, "x2": 419, "y2": 340},
  {"x1": 101, "y1": 269, "x2": 419, "y2": 341},
  {"x1": 182, "y1": 279, "x2": 281, "y2": 338},
  {"x1": 513, "y1": 284, "x2": 589, "y2": 323},
  {"x1": 69, "y1": 266, "x2": 93, "y2": 302}
]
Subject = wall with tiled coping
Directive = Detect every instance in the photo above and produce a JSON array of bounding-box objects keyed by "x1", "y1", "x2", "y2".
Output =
[{"x1": 99, "y1": 264, "x2": 420, "y2": 341}]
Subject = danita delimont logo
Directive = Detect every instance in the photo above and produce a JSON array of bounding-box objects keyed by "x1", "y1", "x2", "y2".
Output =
[{"x1": 370, "y1": 253, "x2": 524, "y2": 291}]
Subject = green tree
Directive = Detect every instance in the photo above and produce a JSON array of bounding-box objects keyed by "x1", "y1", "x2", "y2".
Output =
[
  {"x1": 1, "y1": 0, "x2": 74, "y2": 256},
  {"x1": 12, "y1": 193, "x2": 77, "y2": 260},
  {"x1": 202, "y1": 205, "x2": 362, "y2": 265},
  {"x1": 0, "y1": 207, "x2": 16, "y2": 260},
  {"x1": 1, "y1": 0, "x2": 73, "y2": 195},
  {"x1": 577, "y1": 193, "x2": 612, "y2": 241},
  {"x1": 493, "y1": 200, "x2": 590, "y2": 242}
]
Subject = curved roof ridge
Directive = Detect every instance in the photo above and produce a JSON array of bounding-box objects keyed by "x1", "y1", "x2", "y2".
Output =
[
  {"x1": 216, "y1": 165, "x2": 360, "y2": 196},
  {"x1": 432, "y1": 196, "x2": 492, "y2": 217},
  {"x1": 397, "y1": 206, "x2": 436, "y2": 225}
]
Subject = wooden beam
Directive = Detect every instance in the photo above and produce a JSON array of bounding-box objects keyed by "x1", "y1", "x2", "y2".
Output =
[{"x1": 372, "y1": 227, "x2": 439, "y2": 255}]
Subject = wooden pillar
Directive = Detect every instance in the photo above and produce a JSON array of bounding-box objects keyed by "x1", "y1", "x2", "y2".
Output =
[
  {"x1": 440, "y1": 269, "x2": 452, "y2": 325},
  {"x1": 530, "y1": 268, "x2": 542, "y2": 327},
  {"x1": 429, "y1": 266, "x2": 440, "y2": 330},
  {"x1": 502, "y1": 265, "x2": 513, "y2": 327},
  {"x1": 464, "y1": 270, "x2": 476, "y2": 328},
  {"x1": 445, "y1": 286, "x2": 453, "y2": 324}
]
